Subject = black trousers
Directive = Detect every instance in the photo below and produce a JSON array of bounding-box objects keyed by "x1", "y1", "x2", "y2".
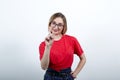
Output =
[{"x1": 44, "y1": 68, "x2": 74, "y2": 80}]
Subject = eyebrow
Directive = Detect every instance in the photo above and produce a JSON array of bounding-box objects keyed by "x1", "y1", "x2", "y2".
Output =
[{"x1": 52, "y1": 21, "x2": 63, "y2": 24}]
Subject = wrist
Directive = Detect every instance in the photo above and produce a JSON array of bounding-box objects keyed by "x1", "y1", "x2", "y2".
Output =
[{"x1": 45, "y1": 45, "x2": 52, "y2": 48}]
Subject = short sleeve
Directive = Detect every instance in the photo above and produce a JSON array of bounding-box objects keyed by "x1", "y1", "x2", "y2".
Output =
[
  {"x1": 73, "y1": 37, "x2": 84, "y2": 56},
  {"x1": 39, "y1": 42, "x2": 45, "y2": 60}
]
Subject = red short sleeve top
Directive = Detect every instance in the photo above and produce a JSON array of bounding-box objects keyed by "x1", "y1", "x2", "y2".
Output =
[{"x1": 39, "y1": 35, "x2": 84, "y2": 71}]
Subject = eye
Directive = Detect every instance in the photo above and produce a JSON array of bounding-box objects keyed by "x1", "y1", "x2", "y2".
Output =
[
  {"x1": 57, "y1": 23, "x2": 63, "y2": 27},
  {"x1": 52, "y1": 21, "x2": 56, "y2": 25}
]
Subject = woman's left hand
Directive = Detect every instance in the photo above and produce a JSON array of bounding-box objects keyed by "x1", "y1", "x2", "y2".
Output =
[{"x1": 71, "y1": 71, "x2": 77, "y2": 79}]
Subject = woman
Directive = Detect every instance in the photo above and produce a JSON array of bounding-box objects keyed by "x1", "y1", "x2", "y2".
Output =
[{"x1": 39, "y1": 12, "x2": 86, "y2": 80}]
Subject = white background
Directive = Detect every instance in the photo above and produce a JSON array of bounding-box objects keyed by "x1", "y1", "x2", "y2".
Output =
[{"x1": 0, "y1": 0, "x2": 120, "y2": 80}]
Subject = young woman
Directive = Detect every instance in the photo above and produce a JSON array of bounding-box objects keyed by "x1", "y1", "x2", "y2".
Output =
[{"x1": 39, "y1": 12, "x2": 86, "y2": 80}]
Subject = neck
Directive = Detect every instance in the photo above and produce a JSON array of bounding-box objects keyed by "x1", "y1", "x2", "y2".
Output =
[{"x1": 53, "y1": 34, "x2": 62, "y2": 41}]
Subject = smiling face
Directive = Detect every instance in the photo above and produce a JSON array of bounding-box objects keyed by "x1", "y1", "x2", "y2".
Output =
[
  {"x1": 48, "y1": 12, "x2": 67, "y2": 35},
  {"x1": 49, "y1": 17, "x2": 64, "y2": 35}
]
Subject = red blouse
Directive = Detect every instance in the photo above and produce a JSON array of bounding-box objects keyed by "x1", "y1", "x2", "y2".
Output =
[{"x1": 39, "y1": 35, "x2": 84, "y2": 71}]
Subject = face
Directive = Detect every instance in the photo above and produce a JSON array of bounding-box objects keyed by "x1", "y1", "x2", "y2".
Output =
[{"x1": 49, "y1": 17, "x2": 64, "y2": 35}]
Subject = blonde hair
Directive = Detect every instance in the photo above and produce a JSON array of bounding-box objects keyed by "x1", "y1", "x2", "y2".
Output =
[{"x1": 48, "y1": 12, "x2": 67, "y2": 34}]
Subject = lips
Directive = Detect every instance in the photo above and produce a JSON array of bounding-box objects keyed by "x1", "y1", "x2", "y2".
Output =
[{"x1": 53, "y1": 29, "x2": 58, "y2": 32}]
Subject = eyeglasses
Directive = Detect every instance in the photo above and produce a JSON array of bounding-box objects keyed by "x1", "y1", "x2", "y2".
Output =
[{"x1": 50, "y1": 21, "x2": 64, "y2": 28}]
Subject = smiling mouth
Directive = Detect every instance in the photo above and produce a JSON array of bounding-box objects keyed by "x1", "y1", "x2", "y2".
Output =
[{"x1": 53, "y1": 30, "x2": 58, "y2": 32}]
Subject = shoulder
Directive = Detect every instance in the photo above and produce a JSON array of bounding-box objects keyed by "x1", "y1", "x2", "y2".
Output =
[
  {"x1": 63, "y1": 34, "x2": 77, "y2": 41},
  {"x1": 39, "y1": 41, "x2": 45, "y2": 48}
]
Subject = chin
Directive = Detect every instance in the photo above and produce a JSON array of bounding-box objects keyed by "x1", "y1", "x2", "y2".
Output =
[{"x1": 53, "y1": 32, "x2": 60, "y2": 35}]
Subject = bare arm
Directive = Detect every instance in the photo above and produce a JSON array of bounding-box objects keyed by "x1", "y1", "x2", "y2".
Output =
[
  {"x1": 71, "y1": 53, "x2": 86, "y2": 78},
  {"x1": 41, "y1": 46, "x2": 51, "y2": 70},
  {"x1": 40, "y1": 34, "x2": 54, "y2": 70}
]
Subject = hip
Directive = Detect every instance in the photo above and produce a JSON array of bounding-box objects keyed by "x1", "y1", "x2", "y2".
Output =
[{"x1": 44, "y1": 67, "x2": 74, "y2": 80}]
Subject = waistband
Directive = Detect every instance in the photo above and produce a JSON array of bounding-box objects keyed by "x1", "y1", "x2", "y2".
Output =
[
  {"x1": 46, "y1": 67, "x2": 71, "y2": 77},
  {"x1": 47, "y1": 67, "x2": 71, "y2": 73}
]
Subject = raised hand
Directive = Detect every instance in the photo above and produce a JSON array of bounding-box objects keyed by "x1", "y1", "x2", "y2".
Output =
[{"x1": 45, "y1": 32, "x2": 54, "y2": 46}]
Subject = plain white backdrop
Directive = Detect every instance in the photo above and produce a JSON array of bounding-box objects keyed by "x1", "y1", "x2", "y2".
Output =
[{"x1": 0, "y1": 0, "x2": 120, "y2": 80}]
